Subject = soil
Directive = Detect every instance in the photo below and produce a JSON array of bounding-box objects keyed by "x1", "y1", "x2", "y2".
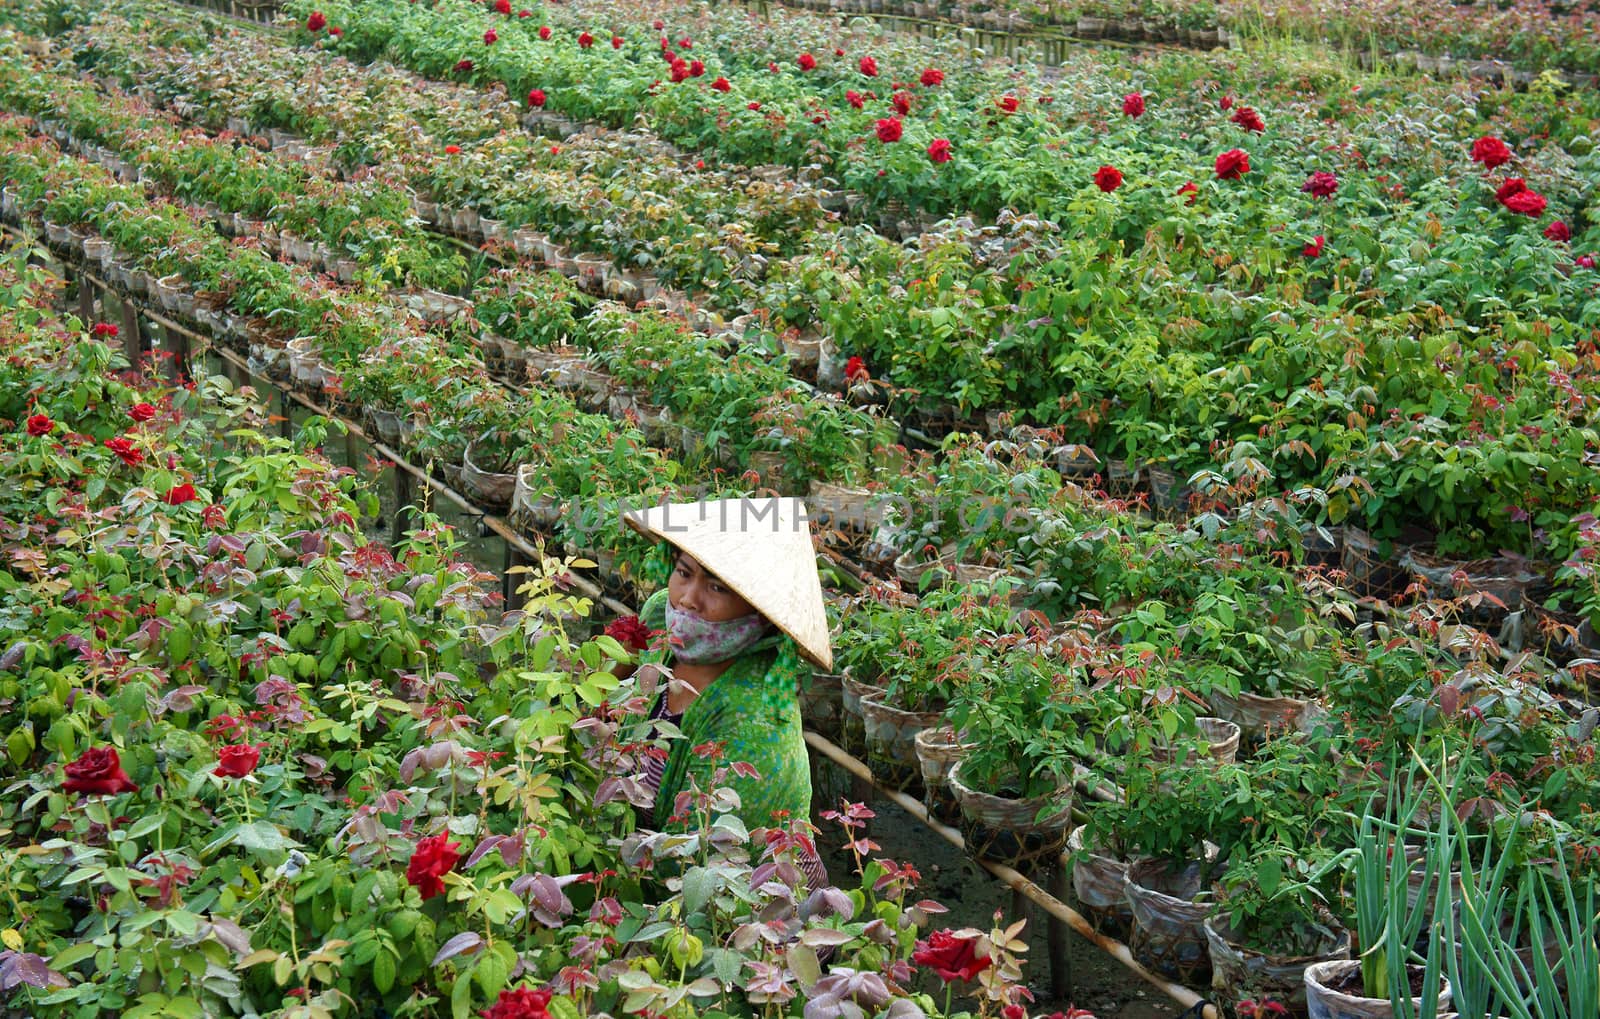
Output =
[{"x1": 1324, "y1": 959, "x2": 1430, "y2": 1000}]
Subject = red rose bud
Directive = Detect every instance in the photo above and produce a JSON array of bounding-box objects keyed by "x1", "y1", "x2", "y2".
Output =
[
  {"x1": 129, "y1": 402, "x2": 157, "y2": 423},
  {"x1": 875, "y1": 117, "x2": 902, "y2": 143},
  {"x1": 846, "y1": 90, "x2": 864, "y2": 109},
  {"x1": 1122, "y1": 92, "x2": 1144, "y2": 117},
  {"x1": 538, "y1": 24, "x2": 551, "y2": 39},
  {"x1": 484, "y1": 27, "x2": 498, "y2": 44},
  {"x1": 305, "y1": 10, "x2": 326, "y2": 31},
  {"x1": 669, "y1": 59, "x2": 689, "y2": 83},
  {"x1": 483, "y1": 987, "x2": 554, "y2": 1019},
  {"x1": 528, "y1": 88, "x2": 546, "y2": 107},
  {"x1": 452, "y1": 59, "x2": 473, "y2": 73},
  {"x1": 578, "y1": 31, "x2": 594, "y2": 48},
  {"x1": 63, "y1": 746, "x2": 139, "y2": 796},
  {"x1": 835, "y1": 48, "x2": 845, "y2": 57},
  {"x1": 997, "y1": 94, "x2": 1019, "y2": 113},
  {"x1": 444, "y1": 144, "x2": 461, "y2": 154},
  {"x1": 605, "y1": 615, "x2": 654, "y2": 651},
  {"x1": 768, "y1": 62, "x2": 779, "y2": 73},
  {"x1": 748, "y1": 101, "x2": 761, "y2": 111},
  {"x1": 164, "y1": 483, "x2": 199, "y2": 505},
  {"x1": 1303, "y1": 235, "x2": 1325, "y2": 258},
  {"x1": 798, "y1": 52, "x2": 817, "y2": 71},
  {"x1": 1094, "y1": 164, "x2": 1123, "y2": 192},
  {"x1": 1578, "y1": 254, "x2": 1595, "y2": 269},
  {"x1": 1177, "y1": 180, "x2": 1199, "y2": 205},
  {"x1": 1215, "y1": 148, "x2": 1250, "y2": 180},
  {"x1": 653, "y1": 19, "x2": 664, "y2": 29},
  {"x1": 1502, "y1": 189, "x2": 1547, "y2": 217},
  {"x1": 711, "y1": 76, "x2": 730, "y2": 92},
  {"x1": 1219, "y1": 93, "x2": 1234, "y2": 110},
  {"x1": 517, "y1": 9, "x2": 530, "y2": 16},
  {"x1": 213, "y1": 744, "x2": 262, "y2": 778},
  {"x1": 612, "y1": 35, "x2": 623, "y2": 48},
  {"x1": 689, "y1": 59, "x2": 705, "y2": 77},
  {"x1": 1231, "y1": 106, "x2": 1265, "y2": 133},
  {"x1": 25, "y1": 414, "x2": 53, "y2": 436},
  {"x1": 891, "y1": 91, "x2": 912, "y2": 116},
  {"x1": 406, "y1": 833, "x2": 462, "y2": 900},
  {"x1": 920, "y1": 68, "x2": 944, "y2": 87},
  {"x1": 1301, "y1": 171, "x2": 1338, "y2": 199},
  {"x1": 859, "y1": 55, "x2": 878, "y2": 76},
  {"x1": 92, "y1": 322, "x2": 119, "y2": 337},
  {"x1": 1495, "y1": 177, "x2": 1526, "y2": 203},
  {"x1": 928, "y1": 138, "x2": 953, "y2": 164},
  {"x1": 327, "y1": 25, "x2": 342, "y2": 36},
  {"x1": 1544, "y1": 220, "x2": 1570, "y2": 242},
  {"x1": 1471, "y1": 135, "x2": 1511, "y2": 169},
  {"x1": 493, "y1": 0, "x2": 511, "y2": 13},
  {"x1": 678, "y1": 38, "x2": 692, "y2": 48}
]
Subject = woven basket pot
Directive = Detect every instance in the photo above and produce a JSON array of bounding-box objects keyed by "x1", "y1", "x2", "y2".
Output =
[
  {"x1": 947, "y1": 760, "x2": 1072, "y2": 871},
  {"x1": 509, "y1": 464, "x2": 563, "y2": 534},
  {"x1": 1068, "y1": 826, "x2": 1136, "y2": 940},
  {"x1": 1205, "y1": 913, "x2": 1350, "y2": 1019},
  {"x1": 839, "y1": 668, "x2": 884, "y2": 758},
  {"x1": 1150, "y1": 717, "x2": 1242, "y2": 765},
  {"x1": 1303, "y1": 960, "x2": 1450, "y2": 1019},
  {"x1": 460, "y1": 441, "x2": 518, "y2": 511},
  {"x1": 799, "y1": 671, "x2": 845, "y2": 741},
  {"x1": 1208, "y1": 688, "x2": 1327, "y2": 739},
  {"x1": 859, "y1": 690, "x2": 943, "y2": 794},
  {"x1": 914, "y1": 726, "x2": 972, "y2": 825},
  {"x1": 1125, "y1": 858, "x2": 1215, "y2": 984}
]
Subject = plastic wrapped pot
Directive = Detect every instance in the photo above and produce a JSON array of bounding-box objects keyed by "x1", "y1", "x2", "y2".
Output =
[
  {"x1": 799, "y1": 671, "x2": 844, "y2": 741},
  {"x1": 1205, "y1": 913, "x2": 1351, "y2": 1018},
  {"x1": 914, "y1": 726, "x2": 971, "y2": 825},
  {"x1": 460, "y1": 441, "x2": 518, "y2": 511},
  {"x1": 1208, "y1": 688, "x2": 1327, "y2": 739},
  {"x1": 893, "y1": 547, "x2": 955, "y2": 591},
  {"x1": 1150, "y1": 717, "x2": 1241, "y2": 765},
  {"x1": 1068, "y1": 826, "x2": 1136, "y2": 939},
  {"x1": 509, "y1": 465, "x2": 563, "y2": 534},
  {"x1": 368, "y1": 408, "x2": 403, "y2": 448},
  {"x1": 859, "y1": 691, "x2": 942, "y2": 794},
  {"x1": 947, "y1": 760, "x2": 1072, "y2": 870},
  {"x1": 1124, "y1": 858, "x2": 1216, "y2": 983},
  {"x1": 839, "y1": 668, "x2": 884, "y2": 757},
  {"x1": 1303, "y1": 960, "x2": 1450, "y2": 1019},
  {"x1": 1340, "y1": 526, "x2": 1410, "y2": 601},
  {"x1": 808, "y1": 481, "x2": 883, "y2": 532}
]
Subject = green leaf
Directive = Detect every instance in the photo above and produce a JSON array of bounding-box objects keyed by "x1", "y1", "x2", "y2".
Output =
[{"x1": 681, "y1": 867, "x2": 715, "y2": 915}]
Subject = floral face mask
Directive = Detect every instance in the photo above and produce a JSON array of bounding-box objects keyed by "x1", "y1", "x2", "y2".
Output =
[{"x1": 664, "y1": 602, "x2": 772, "y2": 665}]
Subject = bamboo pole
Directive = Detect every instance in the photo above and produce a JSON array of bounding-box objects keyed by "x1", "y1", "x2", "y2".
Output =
[{"x1": 803, "y1": 731, "x2": 1221, "y2": 1019}]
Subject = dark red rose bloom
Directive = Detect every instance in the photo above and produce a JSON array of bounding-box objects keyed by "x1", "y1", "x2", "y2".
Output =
[
  {"x1": 481, "y1": 986, "x2": 553, "y2": 1019},
  {"x1": 1215, "y1": 148, "x2": 1250, "y2": 180},
  {"x1": 611, "y1": 35, "x2": 623, "y2": 48},
  {"x1": 129, "y1": 402, "x2": 157, "y2": 423},
  {"x1": 913, "y1": 930, "x2": 990, "y2": 983},
  {"x1": 1177, "y1": 180, "x2": 1198, "y2": 205},
  {"x1": 920, "y1": 68, "x2": 944, "y2": 87},
  {"x1": 484, "y1": 27, "x2": 498, "y2": 44},
  {"x1": 1301, "y1": 171, "x2": 1338, "y2": 199},
  {"x1": 1578, "y1": 254, "x2": 1596, "y2": 269},
  {"x1": 653, "y1": 19, "x2": 664, "y2": 29},
  {"x1": 605, "y1": 615, "x2": 654, "y2": 651},
  {"x1": 1471, "y1": 135, "x2": 1512, "y2": 169},
  {"x1": 1231, "y1": 106, "x2": 1265, "y2": 133},
  {"x1": 1495, "y1": 177, "x2": 1526, "y2": 203},
  {"x1": 798, "y1": 52, "x2": 817, "y2": 71},
  {"x1": 164, "y1": 483, "x2": 198, "y2": 505},
  {"x1": 846, "y1": 90, "x2": 864, "y2": 109},
  {"x1": 305, "y1": 11, "x2": 326, "y2": 31},
  {"x1": 1094, "y1": 165, "x2": 1123, "y2": 192},
  {"x1": 928, "y1": 138, "x2": 953, "y2": 164},
  {"x1": 63, "y1": 747, "x2": 139, "y2": 796},
  {"x1": 859, "y1": 55, "x2": 878, "y2": 76},
  {"x1": 25, "y1": 414, "x2": 53, "y2": 436},
  {"x1": 1303, "y1": 235, "x2": 1325, "y2": 258},
  {"x1": 891, "y1": 91, "x2": 912, "y2": 116},
  {"x1": 1219, "y1": 93, "x2": 1234, "y2": 110},
  {"x1": 669, "y1": 59, "x2": 689, "y2": 83},
  {"x1": 528, "y1": 88, "x2": 546, "y2": 108},
  {"x1": 494, "y1": 0, "x2": 511, "y2": 13},
  {"x1": 326, "y1": 25, "x2": 341, "y2": 36},
  {"x1": 875, "y1": 117, "x2": 902, "y2": 143},
  {"x1": 105, "y1": 436, "x2": 143, "y2": 467},
  {"x1": 1544, "y1": 220, "x2": 1570, "y2": 242},
  {"x1": 213, "y1": 744, "x2": 262, "y2": 778},
  {"x1": 678, "y1": 38, "x2": 692, "y2": 48},
  {"x1": 748, "y1": 101, "x2": 762, "y2": 111},
  {"x1": 92, "y1": 322, "x2": 119, "y2": 338},
  {"x1": 578, "y1": 31, "x2": 594, "y2": 48},
  {"x1": 1503, "y1": 190, "x2": 1547, "y2": 217},
  {"x1": 538, "y1": 25, "x2": 551, "y2": 39},
  {"x1": 997, "y1": 94, "x2": 1019, "y2": 113},
  {"x1": 1122, "y1": 92, "x2": 1144, "y2": 117},
  {"x1": 1002, "y1": 1007, "x2": 1026, "y2": 1019},
  {"x1": 444, "y1": 144, "x2": 462, "y2": 154},
  {"x1": 711, "y1": 76, "x2": 730, "y2": 92},
  {"x1": 518, "y1": 9, "x2": 530, "y2": 17},
  {"x1": 406, "y1": 833, "x2": 462, "y2": 901},
  {"x1": 768, "y1": 62, "x2": 779, "y2": 73},
  {"x1": 452, "y1": 59, "x2": 474, "y2": 73},
  {"x1": 846, "y1": 356, "x2": 869, "y2": 381},
  {"x1": 688, "y1": 59, "x2": 705, "y2": 77}
]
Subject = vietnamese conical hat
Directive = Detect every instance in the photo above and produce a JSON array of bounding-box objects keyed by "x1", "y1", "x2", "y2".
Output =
[{"x1": 623, "y1": 497, "x2": 833, "y2": 671}]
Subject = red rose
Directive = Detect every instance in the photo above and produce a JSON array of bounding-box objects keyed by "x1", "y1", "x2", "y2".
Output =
[
  {"x1": 928, "y1": 138, "x2": 953, "y2": 164},
  {"x1": 875, "y1": 117, "x2": 902, "y2": 143},
  {"x1": 689, "y1": 59, "x2": 705, "y2": 77},
  {"x1": 846, "y1": 90, "x2": 864, "y2": 109},
  {"x1": 845, "y1": 356, "x2": 869, "y2": 381},
  {"x1": 493, "y1": 0, "x2": 511, "y2": 13},
  {"x1": 678, "y1": 38, "x2": 692, "y2": 48},
  {"x1": 711, "y1": 76, "x2": 730, "y2": 92},
  {"x1": 326, "y1": 25, "x2": 342, "y2": 37},
  {"x1": 1002, "y1": 1007, "x2": 1026, "y2": 1019},
  {"x1": 997, "y1": 94, "x2": 1019, "y2": 113},
  {"x1": 63, "y1": 747, "x2": 139, "y2": 796},
  {"x1": 406, "y1": 833, "x2": 462, "y2": 900},
  {"x1": 1578, "y1": 254, "x2": 1596, "y2": 269},
  {"x1": 920, "y1": 68, "x2": 944, "y2": 87},
  {"x1": 605, "y1": 615, "x2": 654, "y2": 651},
  {"x1": 25, "y1": 414, "x2": 53, "y2": 437},
  {"x1": 305, "y1": 11, "x2": 326, "y2": 31},
  {"x1": 1177, "y1": 180, "x2": 1198, "y2": 205},
  {"x1": 517, "y1": 9, "x2": 530, "y2": 17},
  {"x1": 538, "y1": 25, "x2": 551, "y2": 39},
  {"x1": 130, "y1": 402, "x2": 158, "y2": 423},
  {"x1": 444, "y1": 144, "x2": 462, "y2": 154},
  {"x1": 1495, "y1": 177, "x2": 1526, "y2": 203},
  {"x1": 798, "y1": 52, "x2": 817, "y2": 71},
  {"x1": 1503, "y1": 190, "x2": 1547, "y2": 217},
  {"x1": 1301, "y1": 171, "x2": 1338, "y2": 199},
  {"x1": 912, "y1": 929, "x2": 990, "y2": 983},
  {"x1": 669, "y1": 59, "x2": 689, "y2": 83},
  {"x1": 652, "y1": 19, "x2": 664, "y2": 29},
  {"x1": 1215, "y1": 148, "x2": 1250, "y2": 180},
  {"x1": 1122, "y1": 92, "x2": 1144, "y2": 117},
  {"x1": 1544, "y1": 220, "x2": 1570, "y2": 242},
  {"x1": 1219, "y1": 93, "x2": 1234, "y2": 110},
  {"x1": 859, "y1": 55, "x2": 878, "y2": 76},
  {"x1": 1094, "y1": 165, "x2": 1123, "y2": 192},
  {"x1": 1231, "y1": 106, "x2": 1265, "y2": 133},
  {"x1": 611, "y1": 35, "x2": 623, "y2": 49},
  {"x1": 578, "y1": 31, "x2": 594, "y2": 48},
  {"x1": 452, "y1": 59, "x2": 473, "y2": 73},
  {"x1": 835, "y1": 48, "x2": 845, "y2": 57},
  {"x1": 213, "y1": 744, "x2": 262, "y2": 778},
  {"x1": 748, "y1": 101, "x2": 762, "y2": 111},
  {"x1": 105, "y1": 436, "x2": 143, "y2": 467},
  {"x1": 484, "y1": 27, "x2": 498, "y2": 44},
  {"x1": 528, "y1": 88, "x2": 547, "y2": 108},
  {"x1": 92, "y1": 322, "x2": 119, "y2": 338},
  {"x1": 891, "y1": 91, "x2": 912, "y2": 116},
  {"x1": 164, "y1": 483, "x2": 198, "y2": 505},
  {"x1": 1303, "y1": 235, "x2": 1325, "y2": 258},
  {"x1": 1471, "y1": 135, "x2": 1511, "y2": 169},
  {"x1": 482, "y1": 985, "x2": 553, "y2": 1019},
  {"x1": 768, "y1": 62, "x2": 779, "y2": 73}
]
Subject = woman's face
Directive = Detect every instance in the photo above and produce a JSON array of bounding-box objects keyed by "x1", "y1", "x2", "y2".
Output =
[{"x1": 668, "y1": 552, "x2": 757, "y2": 623}]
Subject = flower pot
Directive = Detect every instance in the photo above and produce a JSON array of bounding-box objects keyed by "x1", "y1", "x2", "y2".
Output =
[
  {"x1": 914, "y1": 726, "x2": 972, "y2": 825},
  {"x1": 1302, "y1": 526, "x2": 1344, "y2": 571},
  {"x1": 404, "y1": 289, "x2": 472, "y2": 324},
  {"x1": 573, "y1": 254, "x2": 608, "y2": 292},
  {"x1": 840, "y1": 668, "x2": 884, "y2": 757},
  {"x1": 1125, "y1": 859, "x2": 1215, "y2": 983},
  {"x1": 286, "y1": 338, "x2": 327, "y2": 391},
  {"x1": 779, "y1": 328, "x2": 825, "y2": 368},
  {"x1": 1150, "y1": 717, "x2": 1241, "y2": 765},
  {"x1": 479, "y1": 218, "x2": 507, "y2": 243},
  {"x1": 746, "y1": 449, "x2": 786, "y2": 490},
  {"x1": 511, "y1": 227, "x2": 543, "y2": 257},
  {"x1": 1068, "y1": 826, "x2": 1138, "y2": 939},
  {"x1": 509, "y1": 463, "x2": 564, "y2": 535},
  {"x1": 155, "y1": 274, "x2": 186, "y2": 314},
  {"x1": 807, "y1": 480, "x2": 883, "y2": 532},
  {"x1": 1340, "y1": 526, "x2": 1411, "y2": 601},
  {"x1": 859, "y1": 690, "x2": 943, "y2": 794},
  {"x1": 1053, "y1": 444, "x2": 1102, "y2": 481},
  {"x1": 451, "y1": 206, "x2": 481, "y2": 236},
  {"x1": 947, "y1": 760, "x2": 1073, "y2": 870},
  {"x1": 893, "y1": 546, "x2": 955, "y2": 591},
  {"x1": 1207, "y1": 688, "x2": 1328, "y2": 738},
  {"x1": 368, "y1": 407, "x2": 403, "y2": 447},
  {"x1": 1145, "y1": 465, "x2": 1190, "y2": 519},
  {"x1": 1400, "y1": 550, "x2": 1544, "y2": 618},
  {"x1": 461, "y1": 441, "x2": 519, "y2": 511},
  {"x1": 44, "y1": 220, "x2": 73, "y2": 248},
  {"x1": 1206, "y1": 913, "x2": 1351, "y2": 1018},
  {"x1": 413, "y1": 198, "x2": 439, "y2": 225},
  {"x1": 799, "y1": 670, "x2": 845, "y2": 741},
  {"x1": 1303, "y1": 960, "x2": 1450, "y2": 1019},
  {"x1": 607, "y1": 392, "x2": 673, "y2": 445},
  {"x1": 1076, "y1": 15, "x2": 1107, "y2": 37},
  {"x1": 80, "y1": 235, "x2": 112, "y2": 263}
]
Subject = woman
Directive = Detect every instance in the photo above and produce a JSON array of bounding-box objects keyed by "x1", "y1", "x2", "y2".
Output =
[{"x1": 617, "y1": 497, "x2": 831, "y2": 886}]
